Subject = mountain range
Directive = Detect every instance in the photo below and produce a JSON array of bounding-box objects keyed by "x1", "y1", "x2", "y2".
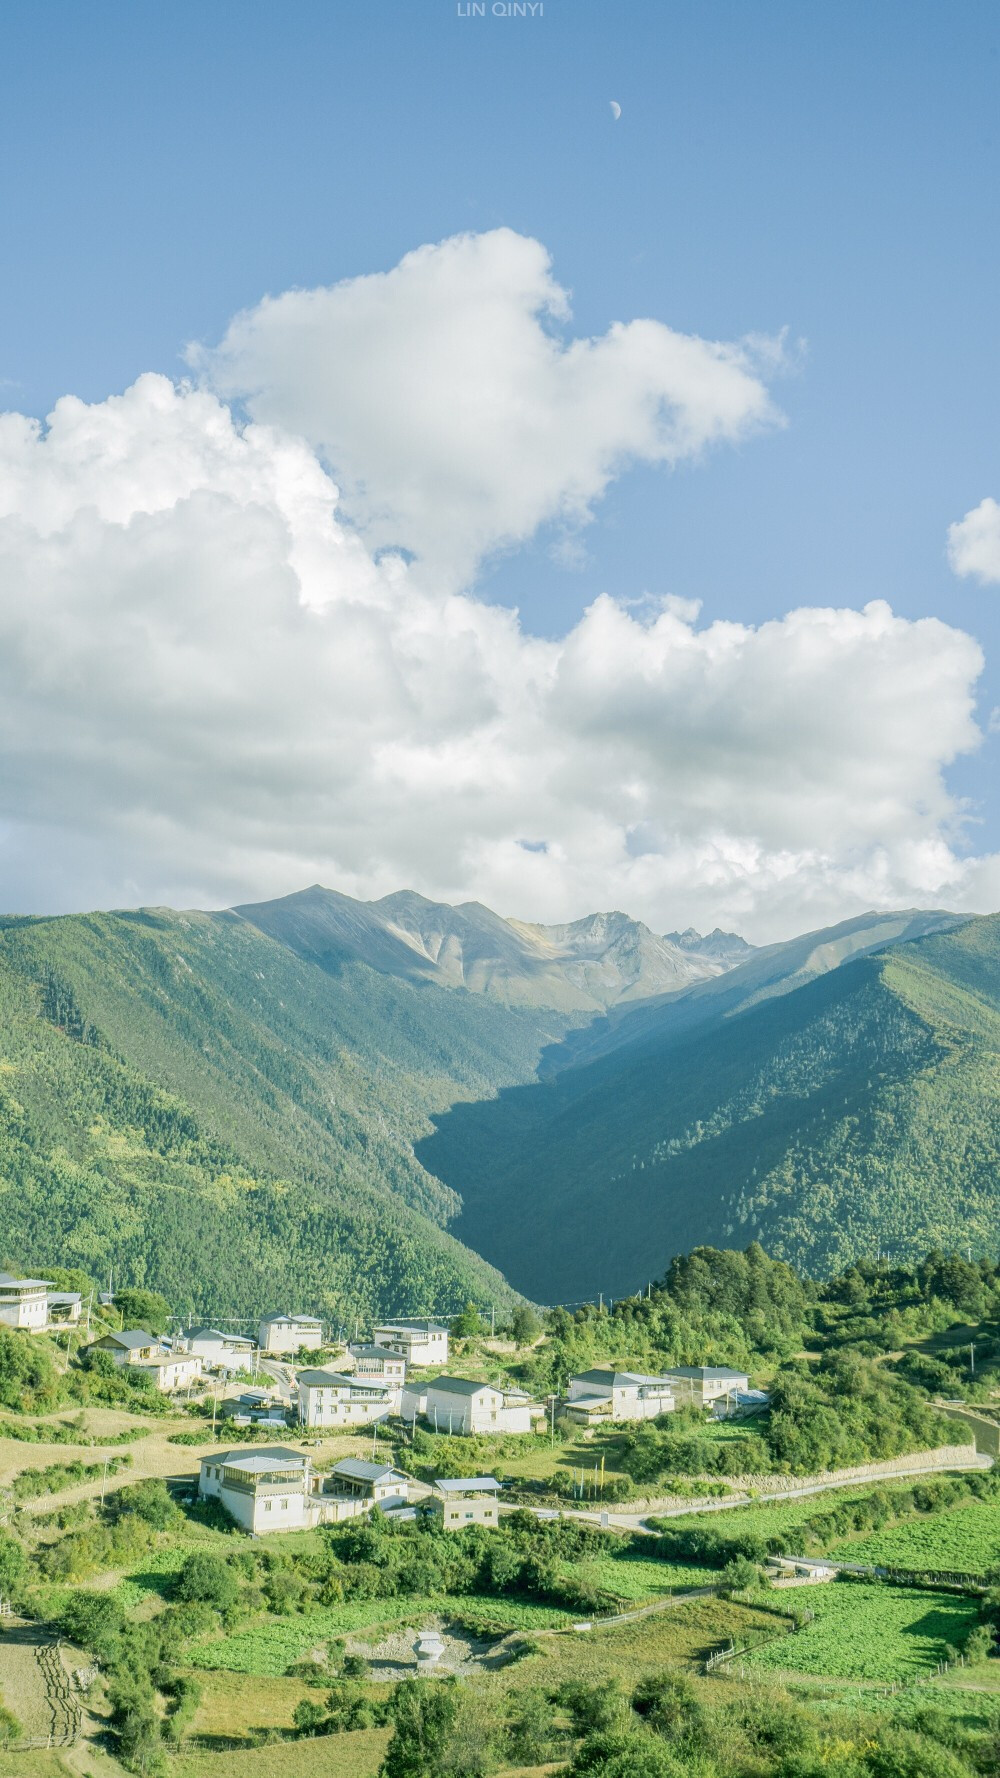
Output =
[{"x1": 0, "y1": 882, "x2": 995, "y2": 1318}]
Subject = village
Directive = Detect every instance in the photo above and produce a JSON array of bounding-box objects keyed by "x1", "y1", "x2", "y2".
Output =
[{"x1": 0, "y1": 1268, "x2": 761, "y2": 1538}]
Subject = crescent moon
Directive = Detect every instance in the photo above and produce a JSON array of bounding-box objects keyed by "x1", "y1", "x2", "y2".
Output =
[{"x1": 610, "y1": 101, "x2": 622, "y2": 120}]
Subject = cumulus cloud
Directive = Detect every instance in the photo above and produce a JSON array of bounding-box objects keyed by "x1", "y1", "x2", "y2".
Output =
[
  {"x1": 0, "y1": 232, "x2": 994, "y2": 940},
  {"x1": 948, "y1": 496, "x2": 1000, "y2": 585},
  {"x1": 193, "y1": 228, "x2": 783, "y2": 588}
]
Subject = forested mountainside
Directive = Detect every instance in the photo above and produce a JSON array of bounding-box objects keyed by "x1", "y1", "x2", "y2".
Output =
[
  {"x1": 421, "y1": 914, "x2": 1000, "y2": 1303},
  {"x1": 0, "y1": 906, "x2": 567, "y2": 1320},
  {"x1": 237, "y1": 884, "x2": 747, "y2": 1012}
]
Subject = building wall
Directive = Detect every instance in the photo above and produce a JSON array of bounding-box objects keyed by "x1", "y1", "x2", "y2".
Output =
[
  {"x1": 298, "y1": 1386, "x2": 391, "y2": 1428},
  {"x1": 0, "y1": 1289, "x2": 49, "y2": 1331},
  {"x1": 435, "y1": 1497, "x2": 498, "y2": 1531},
  {"x1": 424, "y1": 1388, "x2": 530, "y2": 1436},
  {"x1": 610, "y1": 1387, "x2": 674, "y2": 1423},
  {"x1": 375, "y1": 1327, "x2": 449, "y2": 1367},
  {"x1": 260, "y1": 1321, "x2": 323, "y2": 1354}
]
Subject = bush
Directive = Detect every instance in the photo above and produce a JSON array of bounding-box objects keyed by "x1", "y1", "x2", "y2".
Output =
[{"x1": 173, "y1": 1552, "x2": 241, "y2": 1614}]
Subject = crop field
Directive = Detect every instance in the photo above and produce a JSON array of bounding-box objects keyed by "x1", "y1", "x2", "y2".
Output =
[
  {"x1": 832, "y1": 1501, "x2": 1000, "y2": 1574},
  {"x1": 189, "y1": 1594, "x2": 579, "y2": 1675},
  {"x1": 561, "y1": 1551, "x2": 717, "y2": 1600},
  {"x1": 745, "y1": 1581, "x2": 979, "y2": 1682}
]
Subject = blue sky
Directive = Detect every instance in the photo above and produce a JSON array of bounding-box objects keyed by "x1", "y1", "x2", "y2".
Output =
[{"x1": 2, "y1": 0, "x2": 999, "y2": 929}]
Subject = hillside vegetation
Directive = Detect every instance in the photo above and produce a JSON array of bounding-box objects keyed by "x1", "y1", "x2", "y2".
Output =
[
  {"x1": 423, "y1": 914, "x2": 1000, "y2": 1299},
  {"x1": 0, "y1": 907, "x2": 565, "y2": 1319}
]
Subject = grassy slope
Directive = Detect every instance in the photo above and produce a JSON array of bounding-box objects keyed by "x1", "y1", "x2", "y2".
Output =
[
  {"x1": 0, "y1": 908, "x2": 570, "y2": 1319},
  {"x1": 422, "y1": 915, "x2": 1000, "y2": 1298}
]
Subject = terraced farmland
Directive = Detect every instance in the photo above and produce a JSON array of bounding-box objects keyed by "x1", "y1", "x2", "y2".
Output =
[
  {"x1": 833, "y1": 1501, "x2": 1000, "y2": 1575},
  {"x1": 746, "y1": 1581, "x2": 979, "y2": 1682}
]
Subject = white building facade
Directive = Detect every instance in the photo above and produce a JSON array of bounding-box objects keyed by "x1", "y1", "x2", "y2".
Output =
[
  {"x1": 259, "y1": 1314, "x2": 324, "y2": 1354},
  {"x1": 373, "y1": 1320, "x2": 449, "y2": 1368},
  {"x1": 198, "y1": 1448, "x2": 315, "y2": 1533},
  {"x1": 0, "y1": 1273, "x2": 54, "y2": 1331},
  {"x1": 564, "y1": 1369, "x2": 676, "y2": 1425},
  {"x1": 423, "y1": 1378, "x2": 535, "y2": 1436},
  {"x1": 297, "y1": 1369, "x2": 394, "y2": 1428}
]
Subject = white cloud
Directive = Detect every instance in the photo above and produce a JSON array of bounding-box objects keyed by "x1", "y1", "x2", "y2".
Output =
[
  {"x1": 192, "y1": 228, "x2": 783, "y2": 589},
  {"x1": 0, "y1": 232, "x2": 993, "y2": 942},
  {"x1": 948, "y1": 496, "x2": 1000, "y2": 585}
]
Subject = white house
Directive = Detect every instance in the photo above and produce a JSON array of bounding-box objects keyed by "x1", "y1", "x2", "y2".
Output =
[
  {"x1": 199, "y1": 1447, "x2": 316, "y2": 1533},
  {"x1": 183, "y1": 1327, "x2": 256, "y2": 1370},
  {"x1": 348, "y1": 1343, "x2": 407, "y2": 1387},
  {"x1": 0, "y1": 1272, "x2": 54, "y2": 1331},
  {"x1": 661, "y1": 1366, "x2": 750, "y2": 1410},
  {"x1": 564, "y1": 1369, "x2": 676, "y2": 1425},
  {"x1": 135, "y1": 1352, "x2": 204, "y2": 1394},
  {"x1": 297, "y1": 1369, "x2": 394, "y2": 1428},
  {"x1": 259, "y1": 1314, "x2": 324, "y2": 1354},
  {"x1": 423, "y1": 1377, "x2": 535, "y2": 1436},
  {"x1": 423, "y1": 1476, "x2": 501, "y2": 1532},
  {"x1": 373, "y1": 1319, "x2": 449, "y2": 1368}
]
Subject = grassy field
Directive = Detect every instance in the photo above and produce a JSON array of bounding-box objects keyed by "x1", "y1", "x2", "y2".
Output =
[
  {"x1": 499, "y1": 1597, "x2": 780, "y2": 1690},
  {"x1": 558, "y1": 1550, "x2": 717, "y2": 1600},
  {"x1": 185, "y1": 1670, "x2": 341, "y2": 1739},
  {"x1": 170, "y1": 1727, "x2": 391, "y2": 1778},
  {"x1": 832, "y1": 1500, "x2": 1000, "y2": 1574},
  {"x1": 189, "y1": 1595, "x2": 580, "y2": 1676},
  {"x1": 745, "y1": 1581, "x2": 980, "y2": 1682}
]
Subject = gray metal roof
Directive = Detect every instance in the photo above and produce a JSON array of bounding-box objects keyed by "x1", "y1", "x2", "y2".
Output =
[
  {"x1": 46, "y1": 1291, "x2": 82, "y2": 1306},
  {"x1": 298, "y1": 1369, "x2": 388, "y2": 1391},
  {"x1": 434, "y1": 1476, "x2": 500, "y2": 1494},
  {"x1": 207, "y1": 1448, "x2": 306, "y2": 1475},
  {"x1": 350, "y1": 1344, "x2": 404, "y2": 1361},
  {"x1": 571, "y1": 1368, "x2": 673, "y2": 1389},
  {"x1": 664, "y1": 1366, "x2": 748, "y2": 1381},
  {"x1": 375, "y1": 1319, "x2": 448, "y2": 1334},
  {"x1": 426, "y1": 1376, "x2": 496, "y2": 1398},
  {"x1": 0, "y1": 1271, "x2": 55, "y2": 1289},
  {"x1": 101, "y1": 1329, "x2": 158, "y2": 1349},
  {"x1": 260, "y1": 1313, "x2": 322, "y2": 1326},
  {"x1": 331, "y1": 1458, "x2": 408, "y2": 1484}
]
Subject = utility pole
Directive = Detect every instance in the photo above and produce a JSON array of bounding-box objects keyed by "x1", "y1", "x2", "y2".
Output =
[
  {"x1": 490, "y1": 1304, "x2": 495, "y2": 1337},
  {"x1": 970, "y1": 1343, "x2": 976, "y2": 1376},
  {"x1": 100, "y1": 1458, "x2": 110, "y2": 1507}
]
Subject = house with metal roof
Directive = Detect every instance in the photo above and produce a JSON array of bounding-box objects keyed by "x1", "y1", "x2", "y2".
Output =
[
  {"x1": 183, "y1": 1327, "x2": 256, "y2": 1370},
  {"x1": 89, "y1": 1329, "x2": 163, "y2": 1365},
  {"x1": 422, "y1": 1376, "x2": 537, "y2": 1436},
  {"x1": 348, "y1": 1343, "x2": 407, "y2": 1386},
  {"x1": 297, "y1": 1369, "x2": 395, "y2": 1428},
  {"x1": 46, "y1": 1290, "x2": 82, "y2": 1326},
  {"x1": 423, "y1": 1476, "x2": 501, "y2": 1532},
  {"x1": 564, "y1": 1368, "x2": 676, "y2": 1425},
  {"x1": 198, "y1": 1446, "x2": 315, "y2": 1533},
  {"x1": 660, "y1": 1365, "x2": 750, "y2": 1409},
  {"x1": 258, "y1": 1313, "x2": 323, "y2": 1354},
  {"x1": 0, "y1": 1272, "x2": 55, "y2": 1331},
  {"x1": 373, "y1": 1319, "x2": 449, "y2": 1367},
  {"x1": 326, "y1": 1457, "x2": 410, "y2": 1510}
]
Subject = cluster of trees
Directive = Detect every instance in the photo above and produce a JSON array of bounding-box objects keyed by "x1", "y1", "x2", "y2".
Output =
[{"x1": 376, "y1": 1664, "x2": 997, "y2": 1778}]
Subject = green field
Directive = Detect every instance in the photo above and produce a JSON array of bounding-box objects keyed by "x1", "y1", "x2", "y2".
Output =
[
  {"x1": 832, "y1": 1501, "x2": 1000, "y2": 1575},
  {"x1": 561, "y1": 1551, "x2": 717, "y2": 1601},
  {"x1": 188, "y1": 1594, "x2": 579, "y2": 1676},
  {"x1": 745, "y1": 1581, "x2": 979, "y2": 1682}
]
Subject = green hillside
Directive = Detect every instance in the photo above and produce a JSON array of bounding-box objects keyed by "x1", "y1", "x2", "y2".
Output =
[
  {"x1": 422, "y1": 914, "x2": 1000, "y2": 1301},
  {"x1": 0, "y1": 907, "x2": 571, "y2": 1321}
]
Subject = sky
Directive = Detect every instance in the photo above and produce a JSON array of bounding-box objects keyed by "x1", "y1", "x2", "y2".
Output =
[{"x1": 2, "y1": 0, "x2": 1000, "y2": 942}]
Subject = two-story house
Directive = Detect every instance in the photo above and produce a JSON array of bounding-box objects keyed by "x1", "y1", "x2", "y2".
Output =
[
  {"x1": 564, "y1": 1368, "x2": 676, "y2": 1425},
  {"x1": 373, "y1": 1319, "x2": 449, "y2": 1368}
]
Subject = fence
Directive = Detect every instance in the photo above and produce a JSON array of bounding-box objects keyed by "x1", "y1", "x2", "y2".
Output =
[{"x1": 705, "y1": 1601, "x2": 815, "y2": 1673}]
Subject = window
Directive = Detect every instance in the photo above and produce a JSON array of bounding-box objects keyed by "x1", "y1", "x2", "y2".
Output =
[{"x1": 265, "y1": 1500, "x2": 272, "y2": 1511}]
